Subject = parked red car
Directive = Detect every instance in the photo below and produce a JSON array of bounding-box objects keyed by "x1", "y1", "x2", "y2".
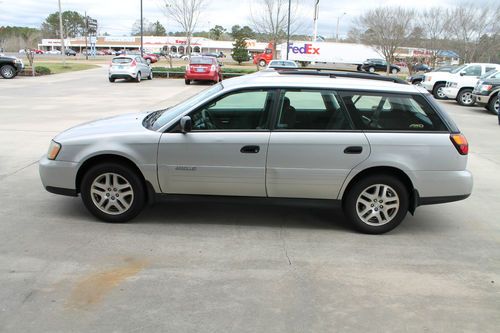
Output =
[
  {"x1": 185, "y1": 56, "x2": 222, "y2": 85},
  {"x1": 143, "y1": 54, "x2": 158, "y2": 64}
]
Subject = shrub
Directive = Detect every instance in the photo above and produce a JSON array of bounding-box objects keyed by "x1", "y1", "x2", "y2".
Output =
[{"x1": 35, "y1": 66, "x2": 51, "y2": 75}]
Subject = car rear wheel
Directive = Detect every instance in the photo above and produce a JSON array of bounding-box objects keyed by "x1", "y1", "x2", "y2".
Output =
[
  {"x1": 80, "y1": 163, "x2": 146, "y2": 222},
  {"x1": 391, "y1": 68, "x2": 398, "y2": 74},
  {"x1": 0, "y1": 65, "x2": 16, "y2": 79},
  {"x1": 457, "y1": 88, "x2": 475, "y2": 106},
  {"x1": 368, "y1": 66, "x2": 375, "y2": 73},
  {"x1": 259, "y1": 60, "x2": 267, "y2": 67},
  {"x1": 432, "y1": 83, "x2": 447, "y2": 99},
  {"x1": 135, "y1": 72, "x2": 141, "y2": 82},
  {"x1": 185, "y1": 79, "x2": 190, "y2": 85},
  {"x1": 343, "y1": 175, "x2": 409, "y2": 234},
  {"x1": 488, "y1": 95, "x2": 499, "y2": 115}
]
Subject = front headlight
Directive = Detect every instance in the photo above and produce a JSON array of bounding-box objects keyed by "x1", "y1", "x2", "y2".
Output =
[{"x1": 47, "y1": 140, "x2": 61, "y2": 160}]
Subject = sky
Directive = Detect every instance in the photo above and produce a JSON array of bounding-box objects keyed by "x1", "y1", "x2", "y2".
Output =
[{"x1": 0, "y1": 0, "x2": 463, "y2": 39}]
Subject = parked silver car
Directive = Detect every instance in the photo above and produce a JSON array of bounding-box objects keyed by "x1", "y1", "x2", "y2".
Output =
[
  {"x1": 39, "y1": 70, "x2": 473, "y2": 233},
  {"x1": 108, "y1": 55, "x2": 153, "y2": 82}
]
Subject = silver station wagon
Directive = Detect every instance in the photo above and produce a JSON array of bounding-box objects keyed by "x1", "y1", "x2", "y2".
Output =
[{"x1": 39, "y1": 70, "x2": 473, "y2": 234}]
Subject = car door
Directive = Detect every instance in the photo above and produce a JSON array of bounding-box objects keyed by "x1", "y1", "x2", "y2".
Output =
[
  {"x1": 266, "y1": 89, "x2": 370, "y2": 199},
  {"x1": 157, "y1": 89, "x2": 276, "y2": 196}
]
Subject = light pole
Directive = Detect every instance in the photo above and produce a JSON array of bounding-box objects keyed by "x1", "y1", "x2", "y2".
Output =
[
  {"x1": 58, "y1": 0, "x2": 66, "y2": 65},
  {"x1": 286, "y1": 0, "x2": 291, "y2": 60},
  {"x1": 336, "y1": 12, "x2": 347, "y2": 43},
  {"x1": 312, "y1": 0, "x2": 319, "y2": 42},
  {"x1": 140, "y1": 0, "x2": 143, "y2": 57}
]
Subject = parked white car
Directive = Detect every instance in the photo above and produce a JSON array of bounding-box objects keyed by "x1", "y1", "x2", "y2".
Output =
[
  {"x1": 422, "y1": 63, "x2": 500, "y2": 100},
  {"x1": 108, "y1": 55, "x2": 153, "y2": 82},
  {"x1": 45, "y1": 50, "x2": 62, "y2": 55},
  {"x1": 442, "y1": 66, "x2": 500, "y2": 106}
]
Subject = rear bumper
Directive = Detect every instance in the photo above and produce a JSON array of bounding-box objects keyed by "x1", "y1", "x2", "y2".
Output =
[
  {"x1": 413, "y1": 170, "x2": 473, "y2": 199},
  {"x1": 185, "y1": 72, "x2": 217, "y2": 81}
]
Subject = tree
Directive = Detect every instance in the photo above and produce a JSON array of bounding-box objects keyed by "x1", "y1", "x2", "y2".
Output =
[
  {"x1": 0, "y1": 26, "x2": 40, "y2": 52},
  {"x1": 250, "y1": 0, "x2": 303, "y2": 59},
  {"x1": 419, "y1": 7, "x2": 452, "y2": 67},
  {"x1": 41, "y1": 11, "x2": 86, "y2": 38},
  {"x1": 131, "y1": 18, "x2": 151, "y2": 36},
  {"x1": 359, "y1": 7, "x2": 414, "y2": 74},
  {"x1": 445, "y1": 3, "x2": 500, "y2": 63},
  {"x1": 151, "y1": 21, "x2": 167, "y2": 36},
  {"x1": 209, "y1": 25, "x2": 226, "y2": 40},
  {"x1": 162, "y1": 0, "x2": 207, "y2": 56},
  {"x1": 345, "y1": 27, "x2": 362, "y2": 43},
  {"x1": 231, "y1": 25, "x2": 254, "y2": 64}
]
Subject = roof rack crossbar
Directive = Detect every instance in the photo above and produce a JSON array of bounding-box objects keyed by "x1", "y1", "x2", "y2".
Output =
[{"x1": 275, "y1": 68, "x2": 408, "y2": 85}]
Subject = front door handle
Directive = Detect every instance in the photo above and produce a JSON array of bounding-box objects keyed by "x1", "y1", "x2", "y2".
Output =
[
  {"x1": 344, "y1": 146, "x2": 363, "y2": 154},
  {"x1": 240, "y1": 145, "x2": 260, "y2": 154}
]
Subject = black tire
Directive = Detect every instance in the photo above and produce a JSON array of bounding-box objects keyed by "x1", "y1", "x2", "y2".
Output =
[
  {"x1": 185, "y1": 79, "x2": 190, "y2": 85},
  {"x1": 136, "y1": 72, "x2": 141, "y2": 82},
  {"x1": 343, "y1": 175, "x2": 409, "y2": 234},
  {"x1": 457, "y1": 88, "x2": 475, "y2": 106},
  {"x1": 432, "y1": 83, "x2": 447, "y2": 99},
  {"x1": 368, "y1": 66, "x2": 375, "y2": 73},
  {"x1": 412, "y1": 79, "x2": 422, "y2": 86},
  {"x1": 391, "y1": 68, "x2": 398, "y2": 74},
  {"x1": 487, "y1": 95, "x2": 499, "y2": 115},
  {"x1": 0, "y1": 64, "x2": 17, "y2": 79},
  {"x1": 147, "y1": 71, "x2": 153, "y2": 80},
  {"x1": 108, "y1": 77, "x2": 115, "y2": 83},
  {"x1": 356, "y1": 65, "x2": 362, "y2": 71},
  {"x1": 259, "y1": 59, "x2": 267, "y2": 67},
  {"x1": 80, "y1": 163, "x2": 146, "y2": 223}
]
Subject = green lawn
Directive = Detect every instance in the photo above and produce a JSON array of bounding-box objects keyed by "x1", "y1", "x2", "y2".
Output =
[{"x1": 34, "y1": 62, "x2": 100, "y2": 74}]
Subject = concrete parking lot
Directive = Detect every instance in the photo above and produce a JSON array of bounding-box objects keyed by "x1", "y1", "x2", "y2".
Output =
[{"x1": 0, "y1": 67, "x2": 499, "y2": 332}]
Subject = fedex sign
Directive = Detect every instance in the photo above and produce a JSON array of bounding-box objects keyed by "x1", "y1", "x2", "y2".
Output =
[{"x1": 288, "y1": 43, "x2": 320, "y2": 55}]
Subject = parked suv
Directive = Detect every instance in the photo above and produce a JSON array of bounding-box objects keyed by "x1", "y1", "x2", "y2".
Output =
[
  {"x1": 361, "y1": 59, "x2": 400, "y2": 74},
  {"x1": 422, "y1": 63, "x2": 499, "y2": 99},
  {"x1": 442, "y1": 67, "x2": 500, "y2": 106},
  {"x1": 39, "y1": 70, "x2": 472, "y2": 234},
  {"x1": 0, "y1": 55, "x2": 24, "y2": 79},
  {"x1": 472, "y1": 70, "x2": 500, "y2": 114}
]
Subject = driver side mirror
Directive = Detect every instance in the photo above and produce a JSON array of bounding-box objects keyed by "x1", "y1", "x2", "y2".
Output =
[
  {"x1": 180, "y1": 116, "x2": 192, "y2": 133},
  {"x1": 460, "y1": 71, "x2": 466, "y2": 76}
]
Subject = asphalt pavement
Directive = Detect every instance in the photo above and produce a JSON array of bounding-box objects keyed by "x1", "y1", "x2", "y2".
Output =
[{"x1": 0, "y1": 67, "x2": 499, "y2": 332}]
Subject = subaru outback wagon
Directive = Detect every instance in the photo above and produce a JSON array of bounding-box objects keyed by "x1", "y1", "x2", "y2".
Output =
[{"x1": 39, "y1": 70, "x2": 472, "y2": 234}]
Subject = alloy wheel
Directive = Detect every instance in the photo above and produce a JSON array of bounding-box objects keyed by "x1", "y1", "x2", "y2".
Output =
[
  {"x1": 1, "y1": 66, "x2": 15, "y2": 79},
  {"x1": 355, "y1": 184, "x2": 400, "y2": 226},
  {"x1": 460, "y1": 91, "x2": 474, "y2": 105},
  {"x1": 90, "y1": 173, "x2": 134, "y2": 215}
]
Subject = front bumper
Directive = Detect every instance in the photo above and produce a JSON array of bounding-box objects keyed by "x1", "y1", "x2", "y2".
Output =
[
  {"x1": 421, "y1": 81, "x2": 434, "y2": 92},
  {"x1": 442, "y1": 87, "x2": 459, "y2": 99},
  {"x1": 39, "y1": 156, "x2": 79, "y2": 196},
  {"x1": 472, "y1": 94, "x2": 490, "y2": 107}
]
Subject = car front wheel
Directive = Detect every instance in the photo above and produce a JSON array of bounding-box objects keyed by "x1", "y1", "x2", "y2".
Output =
[
  {"x1": 368, "y1": 66, "x2": 375, "y2": 73},
  {"x1": 391, "y1": 68, "x2": 398, "y2": 74},
  {"x1": 259, "y1": 60, "x2": 267, "y2": 67},
  {"x1": 488, "y1": 95, "x2": 499, "y2": 115},
  {"x1": 343, "y1": 175, "x2": 409, "y2": 234},
  {"x1": 433, "y1": 83, "x2": 447, "y2": 99},
  {"x1": 457, "y1": 89, "x2": 475, "y2": 106},
  {"x1": 0, "y1": 65, "x2": 16, "y2": 79},
  {"x1": 80, "y1": 163, "x2": 146, "y2": 222}
]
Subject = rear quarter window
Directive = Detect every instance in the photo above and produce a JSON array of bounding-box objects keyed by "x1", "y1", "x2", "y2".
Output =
[{"x1": 339, "y1": 91, "x2": 448, "y2": 132}]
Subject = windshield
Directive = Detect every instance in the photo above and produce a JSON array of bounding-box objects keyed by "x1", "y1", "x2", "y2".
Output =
[
  {"x1": 151, "y1": 83, "x2": 223, "y2": 130},
  {"x1": 450, "y1": 65, "x2": 467, "y2": 74}
]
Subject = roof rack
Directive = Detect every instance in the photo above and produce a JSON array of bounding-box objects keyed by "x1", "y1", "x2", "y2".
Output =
[{"x1": 274, "y1": 68, "x2": 408, "y2": 85}]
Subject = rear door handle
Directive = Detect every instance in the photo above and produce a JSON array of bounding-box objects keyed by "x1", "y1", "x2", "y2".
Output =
[
  {"x1": 344, "y1": 146, "x2": 363, "y2": 154},
  {"x1": 240, "y1": 145, "x2": 260, "y2": 154}
]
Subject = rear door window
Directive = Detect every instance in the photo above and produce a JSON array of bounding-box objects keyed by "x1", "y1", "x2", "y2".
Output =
[{"x1": 339, "y1": 91, "x2": 447, "y2": 131}]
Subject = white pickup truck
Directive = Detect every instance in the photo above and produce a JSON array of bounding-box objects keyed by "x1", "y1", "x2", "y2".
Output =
[{"x1": 422, "y1": 63, "x2": 500, "y2": 102}]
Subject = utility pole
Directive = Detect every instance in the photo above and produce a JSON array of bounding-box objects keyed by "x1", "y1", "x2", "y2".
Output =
[
  {"x1": 312, "y1": 0, "x2": 319, "y2": 42},
  {"x1": 336, "y1": 12, "x2": 347, "y2": 42},
  {"x1": 286, "y1": 0, "x2": 291, "y2": 60},
  {"x1": 85, "y1": 11, "x2": 88, "y2": 60},
  {"x1": 58, "y1": 0, "x2": 66, "y2": 65},
  {"x1": 140, "y1": 0, "x2": 144, "y2": 57}
]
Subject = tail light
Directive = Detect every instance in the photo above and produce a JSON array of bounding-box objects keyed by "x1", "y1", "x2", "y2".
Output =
[
  {"x1": 131, "y1": 59, "x2": 137, "y2": 67},
  {"x1": 450, "y1": 134, "x2": 469, "y2": 155}
]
